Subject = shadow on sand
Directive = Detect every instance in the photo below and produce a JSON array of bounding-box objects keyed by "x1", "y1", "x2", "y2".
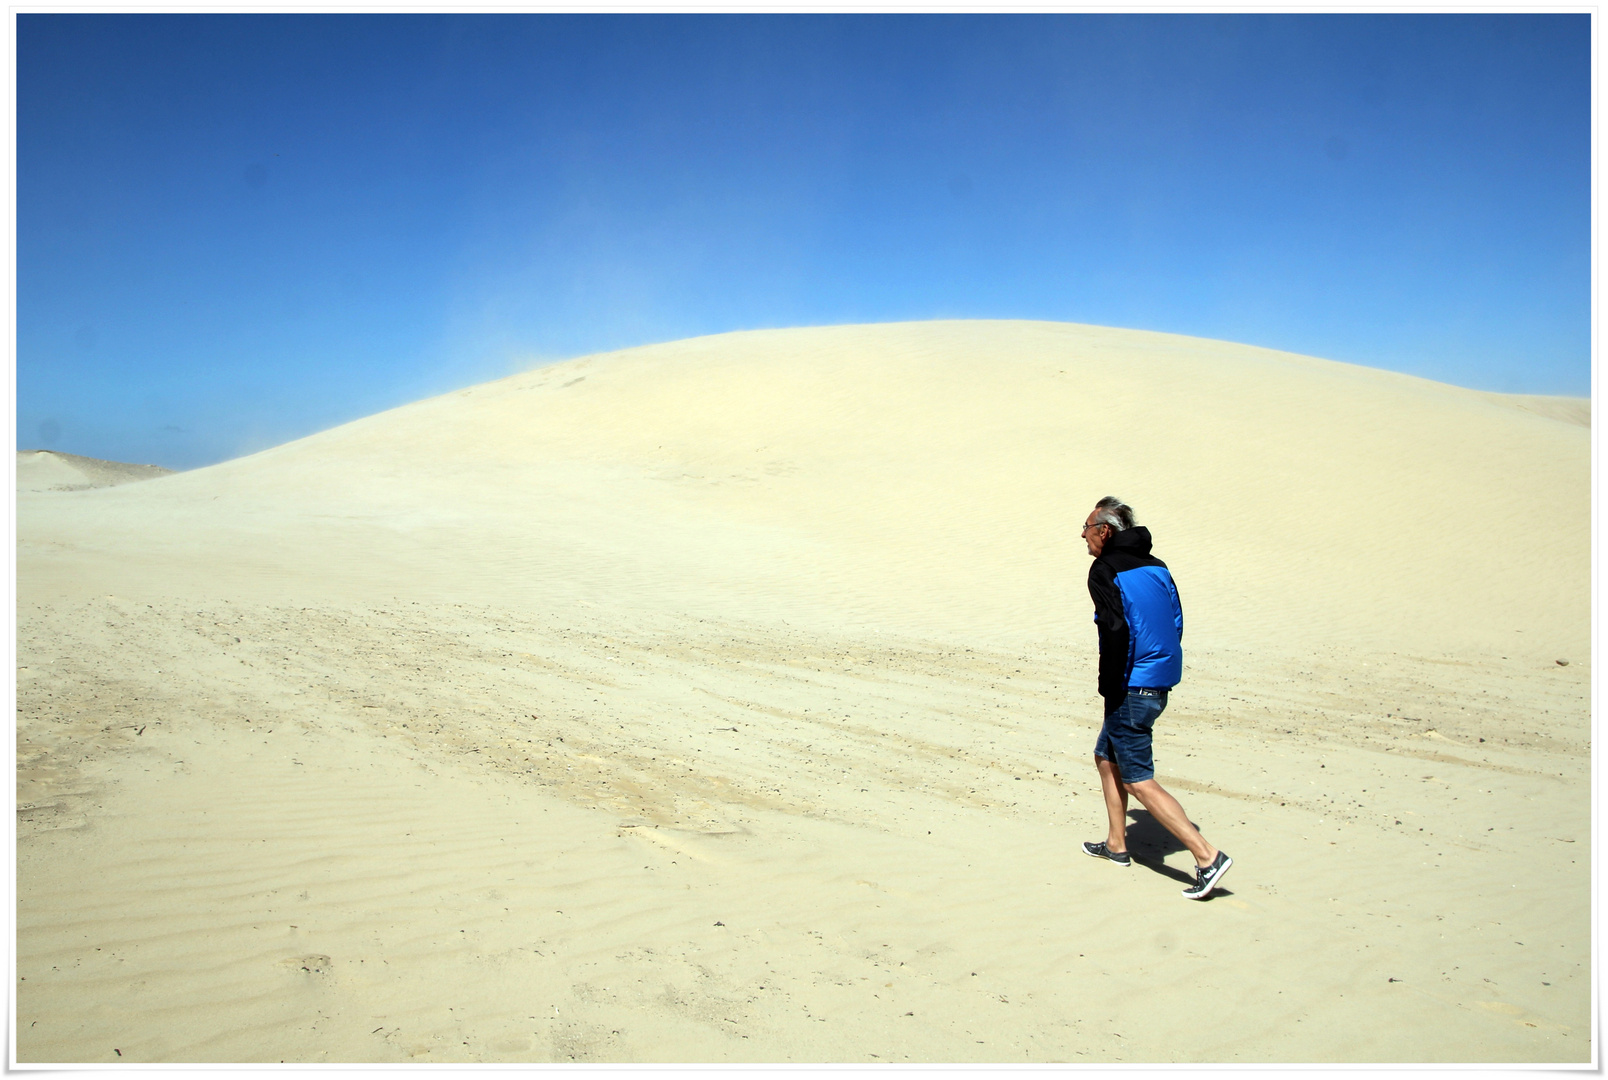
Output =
[{"x1": 1124, "y1": 809, "x2": 1233, "y2": 898}]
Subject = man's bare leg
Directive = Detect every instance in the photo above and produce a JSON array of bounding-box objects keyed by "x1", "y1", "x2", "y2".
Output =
[
  {"x1": 1096, "y1": 755, "x2": 1129, "y2": 852},
  {"x1": 1124, "y1": 778, "x2": 1219, "y2": 867}
]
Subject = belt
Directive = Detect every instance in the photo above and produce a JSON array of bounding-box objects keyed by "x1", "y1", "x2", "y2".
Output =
[{"x1": 1130, "y1": 687, "x2": 1169, "y2": 698}]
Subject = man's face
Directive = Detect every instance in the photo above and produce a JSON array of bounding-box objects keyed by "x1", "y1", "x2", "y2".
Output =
[{"x1": 1082, "y1": 511, "x2": 1108, "y2": 557}]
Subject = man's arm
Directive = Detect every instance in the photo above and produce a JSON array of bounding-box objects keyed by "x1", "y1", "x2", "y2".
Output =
[
  {"x1": 1088, "y1": 561, "x2": 1129, "y2": 711},
  {"x1": 1169, "y1": 573, "x2": 1183, "y2": 642}
]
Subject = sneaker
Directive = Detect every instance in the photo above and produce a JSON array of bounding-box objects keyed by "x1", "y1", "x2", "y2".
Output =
[
  {"x1": 1082, "y1": 840, "x2": 1131, "y2": 867},
  {"x1": 1182, "y1": 851, "x2": 1232, "y2": 899}
]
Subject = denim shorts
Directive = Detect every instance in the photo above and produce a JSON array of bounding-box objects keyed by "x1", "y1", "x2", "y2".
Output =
[{"x1": 1094, "y1": 688, "x2": 1169, "y2": 783}]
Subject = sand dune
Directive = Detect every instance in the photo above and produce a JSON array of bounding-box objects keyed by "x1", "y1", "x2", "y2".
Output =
[
  {"x1": 16, "y1": 321, "x2": 1590, "y2": 1063},
  {"x1": 16, "y1": 449, "x2": 173, "y2": 493}
]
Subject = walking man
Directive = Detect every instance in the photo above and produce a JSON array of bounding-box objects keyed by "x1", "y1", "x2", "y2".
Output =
[{"x1": 1079, "y1": 496, "x2": 1232, "y2": 900}]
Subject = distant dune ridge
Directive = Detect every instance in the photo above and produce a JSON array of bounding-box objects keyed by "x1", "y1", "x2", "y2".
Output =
[
  {"x1": 17, "y1": 321, "x2": 1590, "y2": 1064},
  {"x1": 16, "y1": 449, "x2": 173, "y2": 492},
  {"x1": 1488, "y1": 393, "x2": 1590, "y2": 427}
]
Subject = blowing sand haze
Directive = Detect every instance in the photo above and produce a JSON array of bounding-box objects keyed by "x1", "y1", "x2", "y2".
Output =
[{"x1": 15, "y1": 320, "x2": 1589, "y2": 1063}]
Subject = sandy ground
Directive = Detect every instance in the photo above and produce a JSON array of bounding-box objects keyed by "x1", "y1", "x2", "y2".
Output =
[{"x1": 14, "y1": 320, "x2": 1591, "y2": 1064}]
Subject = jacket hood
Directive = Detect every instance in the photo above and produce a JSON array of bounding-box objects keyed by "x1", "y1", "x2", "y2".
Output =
[{"x1": 1105, "y1": 525, "x2": 1153, "y2": 557}]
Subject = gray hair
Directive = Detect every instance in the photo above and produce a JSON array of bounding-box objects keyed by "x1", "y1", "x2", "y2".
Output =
[{"x1": 1091, "y1": 496, "x2": 1135, "y2": 532}]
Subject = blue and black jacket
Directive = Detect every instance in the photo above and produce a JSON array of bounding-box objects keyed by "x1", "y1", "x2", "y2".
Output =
[{"x1": 1088, "y1": 525, "x2": 1183, "y2": 711}]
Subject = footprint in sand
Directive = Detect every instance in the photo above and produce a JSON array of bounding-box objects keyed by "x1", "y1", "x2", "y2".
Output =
[{"x1": 280, "y1": 954, "x2": 332, "y2": 975}]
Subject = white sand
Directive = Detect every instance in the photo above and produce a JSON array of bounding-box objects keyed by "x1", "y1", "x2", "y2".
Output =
[{"x1": 16, "y1": 320, "x2": 1590, "y2": 1063}]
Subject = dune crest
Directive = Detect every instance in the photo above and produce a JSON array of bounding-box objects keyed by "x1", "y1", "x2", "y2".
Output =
[
  {"x1": 16, "y1": 449, "x2": 174, "y2": 492},
  {"x1": 30, "y1": 320, "x2": 1588, "y2": 661},
  {"x1": 1481, "y1": 393, "x2": 1590, "y2": 427}
]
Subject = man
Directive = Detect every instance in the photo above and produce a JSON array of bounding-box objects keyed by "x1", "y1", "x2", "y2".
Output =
[{"x1": 1080, "y1": 496, "x2": 1231, "y2": 900}]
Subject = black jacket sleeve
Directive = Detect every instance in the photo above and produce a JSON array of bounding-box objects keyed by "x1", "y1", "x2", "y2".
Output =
[{"x1": 1087, "y1": 560, "x2": 1129, "y2": 710}]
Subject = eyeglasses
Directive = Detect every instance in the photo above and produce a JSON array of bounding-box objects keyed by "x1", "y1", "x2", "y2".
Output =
[{"x1": 1081, "y1": 522, "x2": 1107, "y2": 534}]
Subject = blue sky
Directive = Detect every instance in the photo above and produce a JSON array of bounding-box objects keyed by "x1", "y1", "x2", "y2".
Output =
[{"x1": 18, "y1": 14, "x2": 1592, "y2": 469}]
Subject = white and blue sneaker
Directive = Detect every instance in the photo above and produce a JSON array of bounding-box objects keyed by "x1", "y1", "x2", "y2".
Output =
[{"x1": 1182, "y1": 851, "x2": 1232, "y2": 899}]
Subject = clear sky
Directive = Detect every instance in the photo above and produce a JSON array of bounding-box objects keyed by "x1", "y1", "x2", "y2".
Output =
[{"x1": 18, "y1": 13, "x2": 1592, "y2": 470}]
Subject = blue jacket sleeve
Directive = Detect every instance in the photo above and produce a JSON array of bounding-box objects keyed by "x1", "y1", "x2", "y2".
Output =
[{"x1": 1170, "y1": 575, "x2": 1183, "y2": 641}]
